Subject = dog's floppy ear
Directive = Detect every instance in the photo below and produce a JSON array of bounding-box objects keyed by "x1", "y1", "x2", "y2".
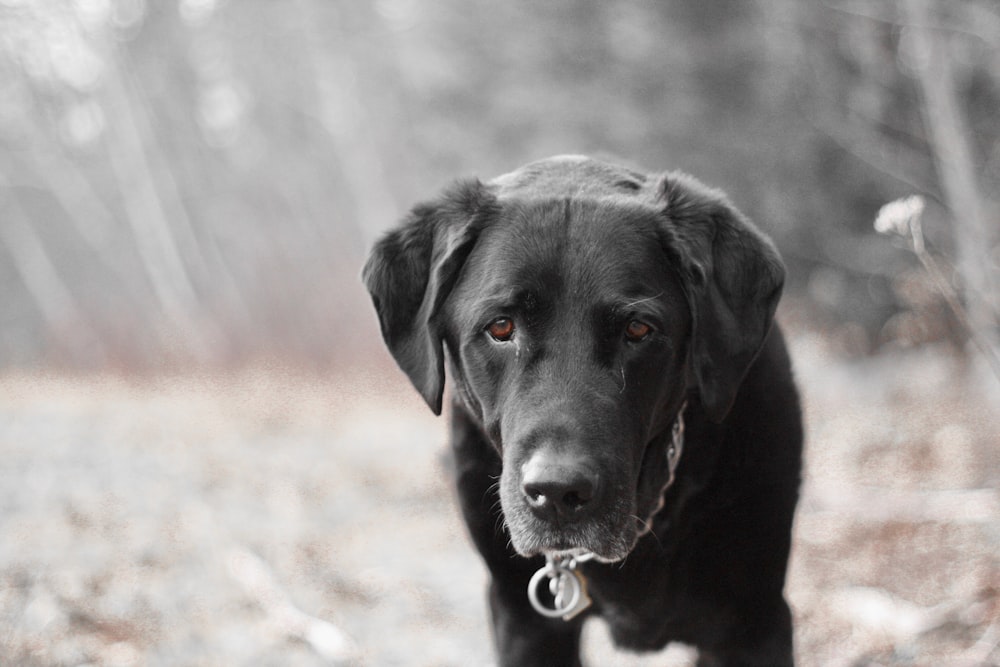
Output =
[
  {"x1": 362, "y1": 180, "x2": 496, "y2": 415},
  {"x1": 657, "y1": 172, "x2": 785, "y2": 423}
]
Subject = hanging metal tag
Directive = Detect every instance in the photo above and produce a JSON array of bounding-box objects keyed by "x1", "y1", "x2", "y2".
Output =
[{"x1": 527, "y1": 554, "x2": 592, "y2": 621}]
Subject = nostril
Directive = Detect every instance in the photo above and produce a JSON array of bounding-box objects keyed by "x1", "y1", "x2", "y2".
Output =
[
  {"x1": 523, "y1": 482, "x2": 550, "y2": 507},
  {"x1": 562, "y1": 487, "x2": 591, "y2": 509},
  {"x1": 521, "y1": 474, "x2": 596, "y2": 518}
]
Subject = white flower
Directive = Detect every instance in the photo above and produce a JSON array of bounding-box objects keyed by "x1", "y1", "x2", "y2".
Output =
[{"x1": 874, "y1": 195, "x2": 925, "y2": 237}]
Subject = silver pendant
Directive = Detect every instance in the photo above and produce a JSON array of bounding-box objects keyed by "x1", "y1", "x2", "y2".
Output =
[{"x1": 527, "y1": 555, "x2": 592, "y2": 621}]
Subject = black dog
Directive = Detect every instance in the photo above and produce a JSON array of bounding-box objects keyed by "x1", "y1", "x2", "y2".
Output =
[{"x1": 363, "y1": 156, "x2": 802, "y2": 666}]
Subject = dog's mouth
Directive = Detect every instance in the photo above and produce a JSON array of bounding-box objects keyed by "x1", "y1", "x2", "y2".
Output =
[
  {"x1": 499, "y1": 415, "x2": 685, "y2": 564},
  {"x1": 515, "y1": 526, "x2": 635, "y2": 563},
  {"x1": 512, "y1": 505, "x2": 668, "y2": 563},
  {"x1": 501, "y1": 437, "x2": 682, "y2": 563},
  {"x1": 500, "y1": 488, "x2": 639, "y2": 563}
]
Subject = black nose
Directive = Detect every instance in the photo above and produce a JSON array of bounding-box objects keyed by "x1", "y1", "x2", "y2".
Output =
[{"x1": 521, "y1": 454, "x2": 598, "y2": 521}]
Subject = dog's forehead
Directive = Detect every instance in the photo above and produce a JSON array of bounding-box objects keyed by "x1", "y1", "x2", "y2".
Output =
[{"x1": 464, "y1": 196, "x2": 669, "y2": 299}]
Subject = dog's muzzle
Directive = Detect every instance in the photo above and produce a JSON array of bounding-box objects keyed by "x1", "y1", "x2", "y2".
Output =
[{"x1": 526, "y1": 405, "x2": 686, "y2": 621}]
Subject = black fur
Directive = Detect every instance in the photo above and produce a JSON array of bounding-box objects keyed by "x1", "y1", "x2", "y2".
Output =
[{"x1": 363, "y1": 156, "x2": 802, "y2": 666}]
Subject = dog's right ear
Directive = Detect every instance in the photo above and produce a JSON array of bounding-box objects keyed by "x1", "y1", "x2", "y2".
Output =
[
  {"x1": 656, "y1": 172, "x2": 785, "y2": 423},
  {"x1": 362, "y1": 180, "x2": 496, "y2": 415}
]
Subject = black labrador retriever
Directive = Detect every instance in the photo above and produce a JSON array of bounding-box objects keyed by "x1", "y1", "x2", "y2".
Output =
[{"x1": 363, "y1": 156, "x2": 802, "y2": 666}]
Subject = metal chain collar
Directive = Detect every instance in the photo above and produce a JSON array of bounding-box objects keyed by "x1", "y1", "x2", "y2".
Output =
[{"x1": 665, "y1": 401, "x2": 686, "y2": 489}]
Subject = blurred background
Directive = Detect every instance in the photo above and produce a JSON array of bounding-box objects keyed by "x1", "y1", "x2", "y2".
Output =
[
  {"x1": 1, "y1": 1, "x2": 998, "y2": 665},
  {"x1": 2, "y1": 0, "x2": 998, "y2": 369}
]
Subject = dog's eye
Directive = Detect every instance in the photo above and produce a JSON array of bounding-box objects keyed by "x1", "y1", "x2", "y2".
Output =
[
  {"x1": 625, "y1": 320, "x2": 652, "y2": 342},
  {"x1": 487, "y1": 317, "x2": 515, "y2": 342}
]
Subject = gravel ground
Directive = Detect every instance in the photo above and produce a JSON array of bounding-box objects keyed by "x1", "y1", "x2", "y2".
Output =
[{"x1": 1, "y1": 335, "x2": 998, "y2": 666}]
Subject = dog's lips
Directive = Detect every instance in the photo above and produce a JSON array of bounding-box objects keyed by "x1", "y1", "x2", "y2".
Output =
[
  {"x1": 541, "y1": 547, "x2": 625, "y2": 565},
  {"x1": 506, "y1": 509, "x2": 638, "y2": 563},
  {"x1": 531, "y1": 535, "x2": 632, "y2": 564},
  {"x1": 540, "y1": 546, "x2": 594, "y2": 560}
]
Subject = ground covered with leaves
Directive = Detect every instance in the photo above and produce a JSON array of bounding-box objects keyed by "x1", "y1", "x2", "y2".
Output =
[{"x1": 1, "y1": 336, "x2": 997, "y2": 666}]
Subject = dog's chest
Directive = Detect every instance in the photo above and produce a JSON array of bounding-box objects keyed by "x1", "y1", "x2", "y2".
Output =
[
  {"x1": 595, "y1": 594, "x2": 683, "y2": 651},
  {"x1": 582, "y1": 563, "x2": 691, "y2": 651}
]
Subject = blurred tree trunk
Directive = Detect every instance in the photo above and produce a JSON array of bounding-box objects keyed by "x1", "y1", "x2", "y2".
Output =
[
  {"x1": 902, "y1": 0, "x2": 999, "y2": 354},
  {"x1": 102, "y1": 44, "x2": 216, "y2": 361},
  {"x1": 22, "y1": 147, "x2": 147, "y2": 309},
  {"x1": 0, "y1": 183, "x2": 106, "y2": 363},
  {"x1": 296, "y1": 0, "x2": 400, "y2": 252}
]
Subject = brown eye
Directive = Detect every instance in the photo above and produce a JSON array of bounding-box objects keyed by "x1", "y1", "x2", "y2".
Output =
[
  {"x1": 487, "y1": 317, "x2": 515, "y2": 341},
  {"x1": 625, "y1": 320, "x2": 652, "y2": 341}
]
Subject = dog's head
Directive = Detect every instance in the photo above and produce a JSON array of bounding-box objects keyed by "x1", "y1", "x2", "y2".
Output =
[{"x1": 363, "y1": 156, "x2": 784, "y2": 562}]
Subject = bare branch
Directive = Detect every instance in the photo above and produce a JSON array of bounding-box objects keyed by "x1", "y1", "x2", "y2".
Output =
[{"x1": 903, "y1": 0, "x2": 999, "y2": 347}]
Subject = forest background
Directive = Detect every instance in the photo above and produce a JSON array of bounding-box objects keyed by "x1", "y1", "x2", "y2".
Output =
[{"x1": 1, "y1": 1, "x2": 998, "y2": 665}]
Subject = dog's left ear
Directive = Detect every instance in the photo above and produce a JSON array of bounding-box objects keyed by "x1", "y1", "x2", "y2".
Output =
[
  {"x1": 362, "y1": 180, "x2": 496, "y2": 415},
  {"x1": 657, "y1": 172, "x2": 785, "y2": 423}
]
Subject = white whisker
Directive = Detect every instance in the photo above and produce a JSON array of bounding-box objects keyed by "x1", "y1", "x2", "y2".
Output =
[{"x1": 623, "y1": 292, "x2": 663, "y2": 309}]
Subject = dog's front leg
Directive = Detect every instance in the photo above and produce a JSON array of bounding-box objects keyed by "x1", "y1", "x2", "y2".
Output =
[{"x1": 488, "y1": 576, "x2": 584, "y2": 667}]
